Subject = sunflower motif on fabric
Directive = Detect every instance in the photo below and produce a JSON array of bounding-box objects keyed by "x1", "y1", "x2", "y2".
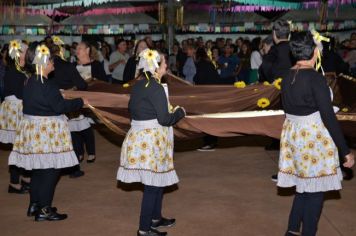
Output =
[
  {"x1": 311, "y1": 157, "x2": 319, "y2": 166},
  {"x1": 234, "y1": 81, "x2": 246, "y2": 88},
  {"x1": 302, "y1": 153, "x2": 310, "y2": 161},
  {"x1": 326, "y1": 149, "x2": 335, "y2": 157},
  {"x1": 140, "y1": 154, "x2": 147, "y2": 163},
  {"x1": 284, "y1": 152, "x2": 293, "y2": 160},
  {"x1": 273, "y1": 78, "x2": 282, "y2": 90},
  {"x1": 257, "y1": 98, "x2": 270, "y2": 108},
  {"x1": 129, "y1": 157, "x2": 137, "y2": 165},
  {"x1": 140, "y1": 141, "x2": 148, "y2": 150}
]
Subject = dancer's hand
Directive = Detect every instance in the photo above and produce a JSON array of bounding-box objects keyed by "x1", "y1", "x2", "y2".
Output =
[
  {"x1": 82, "y1": 98, "x2": 89, "y2": 107},
  {"x1": 343, "y1": 152, "x2": 355, "y2": 168}
]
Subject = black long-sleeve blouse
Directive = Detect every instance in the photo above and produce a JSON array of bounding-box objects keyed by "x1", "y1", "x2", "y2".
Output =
[
  {"x1": 123, "y1": 56, "x2": 138, "y2": 82},
  {"x1": 50, "y1": 56, "x2": 88, "y2": 91},
  {"x1": 281, "y1": 68, "x2": 350, "y2": 157},
  {"x1": 23, "y1": 75, "x2": 83, "y2": 116},
  {"x1": 129, "y1": 77, "x2": 185, "y2": 126},
  {"x1": 3, "y1": 67, "x2": 27, "y2": 100}
]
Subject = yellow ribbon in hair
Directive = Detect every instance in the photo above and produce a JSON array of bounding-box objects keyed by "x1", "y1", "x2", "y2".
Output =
[
  {"x1": 207, "y1": 49, "x2": 217, "y2": 69},
  {"x1": 311, "y1": 30, "x2": 330, "y2": 71}
]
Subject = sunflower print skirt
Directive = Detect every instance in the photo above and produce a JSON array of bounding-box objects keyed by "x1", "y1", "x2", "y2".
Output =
[
  {"x1": 117, "y1": 119, "x2": 178, "y2": 187},
  {"x1": 0, "y1": 95, "x2": 23, "y2": 144},
  {"x1": 277, "y1": 112, "x2": 343, "y2": 193},
  {"x1": 8, "y1": 115, "x2": 78, "y2": 170}
]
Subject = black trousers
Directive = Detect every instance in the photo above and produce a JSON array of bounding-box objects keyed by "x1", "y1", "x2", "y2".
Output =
[
  {"x1": 203, "y1": 135, "x2": 218, "y2": 146},
  {"x1": 9, "y1": 166, "x2": 30, "y2": 184},
  {"x1": 287, "y1": 192, "x2": 324, "y2": 236},
  {"x1": 139, "y1": 185, "x2": 164, "y2": 231},
  {"x1": 9, "y1": 165, "x2": 21, "y2": 184},
  {"x1": 71, "y1": 127, "x2": 96, "y2": 157},
  {"x1": 30, "y1": 169, "x2": 61, "y2": 208}
]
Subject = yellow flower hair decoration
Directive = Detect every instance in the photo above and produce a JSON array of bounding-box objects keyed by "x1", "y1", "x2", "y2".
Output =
[
  {"x1": 32, "y1": 44, "x2": 51, "y2": 82},
  {"x1": 9, "y1": 40, "x2": 22, "y2": 60},
  {"x1": 52, "y1": 35, "x2": 66, "y2": 60},
  {"x1": 138, "y1": 49, "x2": 160, "y2": 73},
  {"x1": 234, "y1": 81, "x2": 246, "y2": 88},
  {"x1": 257, "y1": 98, "x2": 270, "y2": 109},
  {"x1": 52, "y1": 36, "x2": 64, "y2": 46},
  {"x1": 207, "y1": 49, "x2": 217, "y2": 69},
  {"x1": 311, "y1": 30, "x2": 330, "y2": 74},
  {"x1": 137, "y1": 49, "x2": 161, "y2": 87},
  {"x1": 273, "y1": 78, "x2": 282, "y2": 90},
  {"x1": 9, "y1": 39, "x2": 28, "y2": 73}
]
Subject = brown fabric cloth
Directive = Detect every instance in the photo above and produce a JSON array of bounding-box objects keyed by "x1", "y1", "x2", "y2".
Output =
[{"x1": 63, "y1": 73, "x2": 356, "y2": 139}]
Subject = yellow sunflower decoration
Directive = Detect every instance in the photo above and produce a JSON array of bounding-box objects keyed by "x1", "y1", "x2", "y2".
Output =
[
  {"x1": 52, "y1": 36, "x2": 64, "y2": 46},
  {"x1": 273, "y1": 78, "x2": 282, "y2": 90},
  {"x1": 9, "y1": 39, "x2": 28, "y2": 72},
  {"x1": 263, "y1": 81, "x2": 270, "y2": 86},
  {"x1": 137, "y1": 49, "x2": 161, "y2": 87},
  {"x1": 52, "y1": 36, "x2": 65, "y2": 60},
  {"x1": 9, "y1": 40, "x2": 21, "y2": 59},
  {"x1": 341, "y1": 107, "x2": 349, "y2": 113},
  {"x1": 234, "y1": 81, "x2": 246, "y2": 88},
  {"x1": 33, "y1": 44, "x2": 51, "y2": 82},
  {"x1": 257, "y1": 98, "x2": 270, "y2": 108}
]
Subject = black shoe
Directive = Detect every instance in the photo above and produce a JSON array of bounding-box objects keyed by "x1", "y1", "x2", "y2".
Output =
[
  {"x1": 197, "y1": 145, "x2": 216, "y2": 152},
  {"x1": 27, "y1": 203, "x2": 57, "y2": 217},
  {"x1": 264, "y1": 142, "x2": 280, "y2": 151},
  {"x1": 35, "y1": 206, "x2": 67, "y2": 222},
  {"x1": 21, "y1": 180, "x2": 31, "y2": 191},
  {"x1": 87, "y1": 155, "x2": 96, "y2": 163},
  {"x1": 137, "y1": 229, "x2": 167, "y2": 236},
  {"x1": 271, "y1": 174, "x2": 278, "y2": 182},
  {"x1": 151, "y1": 217, "x2": 176, "y2": 229},
  {"x1": 8, "y1": 185, "x2": 29, "y2": 194},
  {"x1": 342, "y1": 168, "x2": 354, "y2": 180},
  {"x1": 69, "y1": 170, "x2": 85, "y2": 178}
]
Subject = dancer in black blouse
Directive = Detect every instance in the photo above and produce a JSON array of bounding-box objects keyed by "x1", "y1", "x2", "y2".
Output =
[
  {"x1": 8, "y1": 42, "x2": 86, "y2": 221},
  {"x1": 118, "y1": 49, "x2": 185, "y2": 236},
  {"x1": 0, "y1": 40, "x2": 29, "y2": 194},
  {"x1": 278, "y1": 31, "x2": 354, "y2": 236}
]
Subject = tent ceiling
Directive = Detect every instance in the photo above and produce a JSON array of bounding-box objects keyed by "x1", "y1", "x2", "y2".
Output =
[{"x1": 0, "y1": 15, "x2": 56, "y2": 26}]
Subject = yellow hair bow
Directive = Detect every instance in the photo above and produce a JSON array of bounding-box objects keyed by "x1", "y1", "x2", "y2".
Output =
[{"x1": 311, "y1": 30, "x2": 330, "y2": 73}]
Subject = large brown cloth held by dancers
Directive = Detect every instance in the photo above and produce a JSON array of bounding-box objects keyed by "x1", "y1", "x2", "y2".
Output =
[{"x1": 63, "y1": 73, "x2": 356, "y2": 139}]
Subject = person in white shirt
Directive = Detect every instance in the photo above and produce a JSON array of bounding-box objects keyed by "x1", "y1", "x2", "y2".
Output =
[
  {"x1": 109, "y1": 39, "x2": 129, "y2": 83},
  {"x1": 249, "y1": 37, "x2": 262, "y2": 84}
]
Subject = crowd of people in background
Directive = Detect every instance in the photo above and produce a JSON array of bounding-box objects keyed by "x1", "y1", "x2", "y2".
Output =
[{"x1": 2, "y1": 31, "x2": 355, "y2": 96}]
